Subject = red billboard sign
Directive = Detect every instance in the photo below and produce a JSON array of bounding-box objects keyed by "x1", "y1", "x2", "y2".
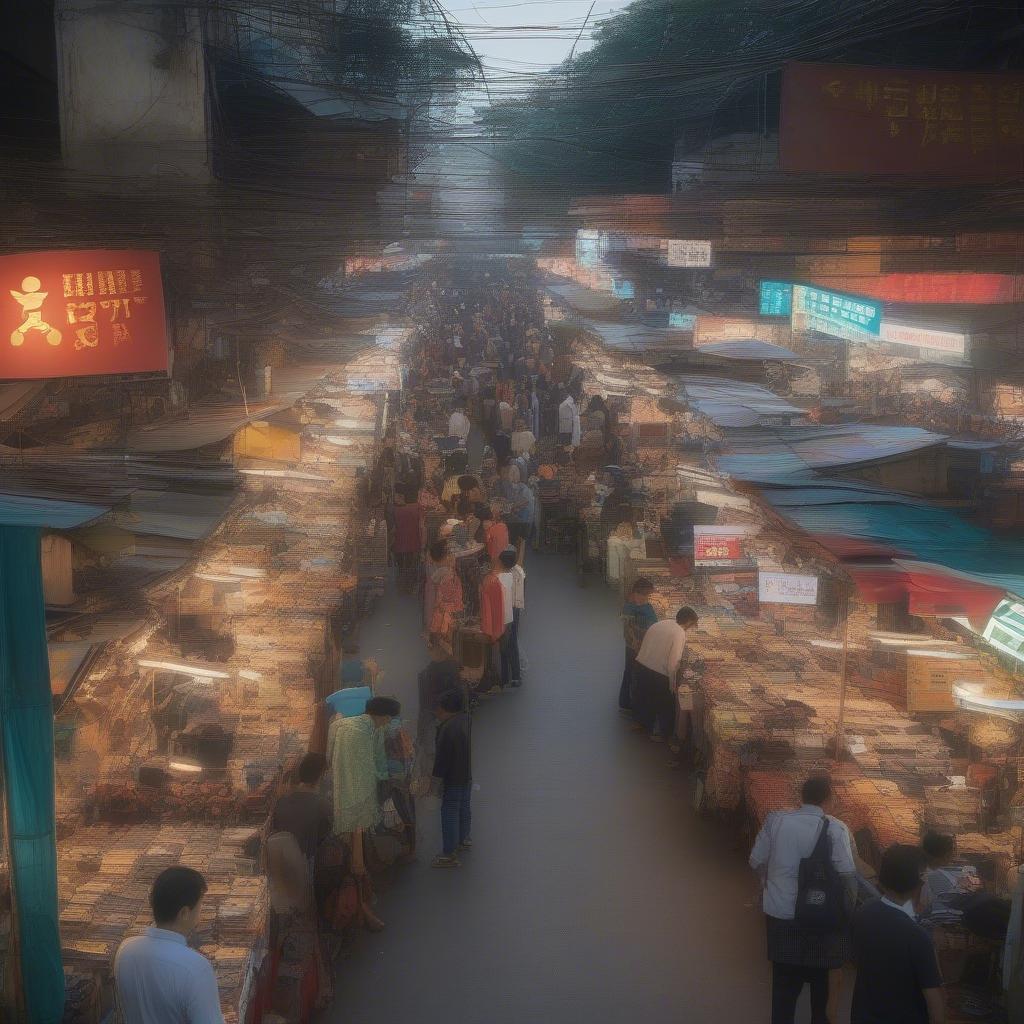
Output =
[
  {"x1": 694, "y1": 527, "x2": 745, "y2": 566},
  {"x1": 780, "y1": 62, "x2": 1024, "y2": 179},
  {"x1": 808, "y1": 272, "x2": 1024, "y2": 304},
  {"x1": 0, "y1": 250, "x2": 168, "y2": 380}
]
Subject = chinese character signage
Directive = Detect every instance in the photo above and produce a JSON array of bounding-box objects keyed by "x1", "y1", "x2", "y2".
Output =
[
  {"x1": 759, "y1": 281, "x2": 793, "y2": 317},
  {"x1": 665, "y1": 239, "x2": 712, "y2": 268},
  {"x1": 668, "y1": 312, "x2": 696, "y2": 329},
  {"x1": 780, "y1": 62, "x2": 1024, "y2": 179},
  {"x1": 758, "y1": 571, "x2": 819, "y2": 606},
  {"x1": 0, "y1": 250, "x2": 168, "y2": 380},
  {"x1": 792, "y1": 284, "x2": 881, "y2": 342},
  {"x1": 808, "y1": 272, "x2": 1024, "y2": 304},
  {"x1": 694, "y1": 526, "x2": 746, "y2": 567},
  {"x1": 612, "y1": 279, "x2": 635, "y2": 299},
  {"x1": 879, "y1": 322, "x2": 967, "y2": 357}
]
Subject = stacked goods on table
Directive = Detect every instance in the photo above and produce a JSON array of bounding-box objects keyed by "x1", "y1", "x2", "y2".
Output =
[{"x1": 54, "y1": 354, "x2": 385, "y2": 1021}]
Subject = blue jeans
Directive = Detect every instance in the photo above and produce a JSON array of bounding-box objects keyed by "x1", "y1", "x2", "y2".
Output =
[{"x1": 441, "y1": 783, "x2": 472, "y2": 855}]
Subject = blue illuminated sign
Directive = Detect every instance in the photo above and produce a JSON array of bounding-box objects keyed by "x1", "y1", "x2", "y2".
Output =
[
  {"x1": 794, "y1": 285, "x2": 881, "y2": 337},
  {"x1": 669, "y1": 312, "x2": 696, "y2": 329},
  {"x1": 759, "y1": 281, "x2": 792, "y2": 317},
  {"x1": 613, "y1": 280, "x2": 635, "y2": 299}
]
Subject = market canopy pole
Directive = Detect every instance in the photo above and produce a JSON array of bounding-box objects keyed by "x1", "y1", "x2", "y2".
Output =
[{"x1": 0, "y1": 527, "x2": 65, "y2": 1023}]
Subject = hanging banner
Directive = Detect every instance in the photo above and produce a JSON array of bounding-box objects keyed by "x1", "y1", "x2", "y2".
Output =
[
  {"x1": 879, "y1": 322, "x2": 968, "y2": 356},
  {"x1": 665, "y1": 239, "x2": 713, "y2": 268},
  {"x1": 575, "y1": 230, "x2": 602, "y2": 268},
  {"x1": 759, "y1": 571, "x2": 819, "y2": 606},
  {"x1": 0, "y1": 250, "x2": 168, "y2": 380},
  {"x1": 780, "y1": 62, "x2": 1024, "y2": 179},
  {"x1": 792, "y1": 284, "x2": 881, "y2": 343},
  {"x1": 809, "y1": 273, "x2": 1024, "y2": 304},
  {"x1": 694, "y1": 526, "x2": 746, "y2": 566},
  {"x1": 759, "y1": 281, "x2": 793, "y2": 317}
]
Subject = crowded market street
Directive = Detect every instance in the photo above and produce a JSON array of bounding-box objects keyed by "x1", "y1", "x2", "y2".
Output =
[
  {"x1": 5, "y1": 4, "x2": 1024, "y2": 1024},
  {"x1": 325, "y1": 551, "x2": 766, "y2": 1023}
]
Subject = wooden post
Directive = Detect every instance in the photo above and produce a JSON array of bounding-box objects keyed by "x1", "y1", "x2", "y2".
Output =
[{"x1": 834, "y1": 586, "x2": 852, "y2": 763}]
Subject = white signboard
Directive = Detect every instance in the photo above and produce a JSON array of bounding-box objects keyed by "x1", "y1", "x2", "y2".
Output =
[
  {"x1": 666, "y1": 239, "x2": 713, "y2": 268},
  {"x1": 758, "y1": 571, "x2": 819, "y2": 606},
  {"x1": 880, "y1": 322, "x2": 968, "y2": 357}
]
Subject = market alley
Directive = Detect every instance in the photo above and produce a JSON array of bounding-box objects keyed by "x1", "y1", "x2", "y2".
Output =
[{"x1": 324, "y1": 552, "x2": 767, "y2": 1024}]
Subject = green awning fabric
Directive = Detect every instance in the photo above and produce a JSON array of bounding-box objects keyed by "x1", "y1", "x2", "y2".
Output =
[{"x1": 0, "y1": 527, "x2": 64, "y2": 1022}]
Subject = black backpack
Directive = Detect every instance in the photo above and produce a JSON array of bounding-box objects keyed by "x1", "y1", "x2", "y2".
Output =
[{"x1": 795, "y1": 818, "x2": 847, "y2": 931}]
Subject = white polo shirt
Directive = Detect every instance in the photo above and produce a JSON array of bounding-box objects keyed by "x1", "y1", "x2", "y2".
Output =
[
  {"x1": 448, "y1": 411, "x2": 471, "y2": 441},
  {"x1": 114, "y1": 927, "x2": 224, "y2": 1024}
]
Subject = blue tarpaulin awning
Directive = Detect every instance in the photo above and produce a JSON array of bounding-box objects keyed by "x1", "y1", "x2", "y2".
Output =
[{"x1": 0, "y1": 495, "x2": 108, "y2": 530}]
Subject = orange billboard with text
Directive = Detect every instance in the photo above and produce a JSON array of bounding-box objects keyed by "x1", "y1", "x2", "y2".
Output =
[
  {"x1": 780, "y1": 62, "x2": 1024, "y2": 178},
  {"x1": 0, "y1": 250, "x2": 168, "y2": 380}
]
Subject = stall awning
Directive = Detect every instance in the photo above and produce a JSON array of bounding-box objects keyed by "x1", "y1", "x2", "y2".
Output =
[{"x1": 847, "y1": 562, "x2": 1007, "y2": 619}]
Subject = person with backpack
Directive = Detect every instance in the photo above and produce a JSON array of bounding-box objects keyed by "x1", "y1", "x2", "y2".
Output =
[{"x1": 749, "y1": 774, "x2": 857, "y2": 1024}]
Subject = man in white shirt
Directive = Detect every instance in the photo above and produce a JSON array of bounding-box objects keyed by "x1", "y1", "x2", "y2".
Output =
[
  {"x1": 558, "y1": 393, "x2": 577, "y2": 446},
  {"x1": 749, "y1": 775, "x2": 857, "y2": 1024},
  {"x1": 497, "y1": 547, "x2": 525, "y2": 687},
  {"x1": 447, "y1": 405, "x2": 471, "y2": 443},
  {"x1": 632, "y1": 607, "x2": 697, "y2": 741},
  {"x1": 114, "y1": 866, "x2": 224, "y2": 1024}
]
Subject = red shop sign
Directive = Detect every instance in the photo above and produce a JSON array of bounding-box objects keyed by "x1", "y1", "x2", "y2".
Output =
[
  {"x1": 694, "y1": 531, "x2": 744, "y2": 565},
  {"x1": 0, "y1": 249, "x2": 169, "y2": 380}
]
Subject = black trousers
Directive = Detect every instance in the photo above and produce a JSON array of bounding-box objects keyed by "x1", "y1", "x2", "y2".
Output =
[
  {"x1": 618, "y1": 646, "x2": 636, "y2": 710},
  {"x1": 771, "y1": 962, "x2": 829, "y2": 1024}
]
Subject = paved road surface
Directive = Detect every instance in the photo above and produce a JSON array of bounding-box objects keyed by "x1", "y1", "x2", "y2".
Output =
[{"x1": 324, "y1": 553, "x2": 770, "y2": 1023}]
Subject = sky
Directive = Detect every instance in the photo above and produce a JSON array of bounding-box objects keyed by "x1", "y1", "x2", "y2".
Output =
[{"x1": 448, "y1": 0, "x2": 631, "y2": 80}]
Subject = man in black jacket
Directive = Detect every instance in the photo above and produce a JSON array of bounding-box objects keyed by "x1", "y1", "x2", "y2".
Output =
[{"x1": 431, "y1": 689, "x2": 472, "y2": 869}]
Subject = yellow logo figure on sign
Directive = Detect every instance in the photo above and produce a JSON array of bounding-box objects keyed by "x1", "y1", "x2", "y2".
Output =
[{"x1": 10, "y1": 276, "x2": 62, "y2": 347}]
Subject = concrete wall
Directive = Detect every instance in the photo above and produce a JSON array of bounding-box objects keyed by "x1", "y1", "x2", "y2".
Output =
[{"x1": 57, "y1": 1, "x2": 209, "y2": 180}]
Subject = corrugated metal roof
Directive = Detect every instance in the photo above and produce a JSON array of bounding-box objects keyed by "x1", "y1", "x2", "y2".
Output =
[
  {"x1": 718, "y1": 423, "x2": 946, "y2": 481},
  {"x1": 697, "y1": 340, "x2": 800, "y2": 361},
  {"x1": 578, "y1": 319, "x2": 692, "y2": 353},
  {"x1": 0, "y1": 494, "x2": 108, "y2": 530},
  {"x1": 546, "y1": 283, "x2": 623, "y2": 317},
  {"x1": 677, "y1": 376, "x2": 806, "y2": 428},
  {"x1": 124, "y1": 364, "x2": 336, "y2": 453}
]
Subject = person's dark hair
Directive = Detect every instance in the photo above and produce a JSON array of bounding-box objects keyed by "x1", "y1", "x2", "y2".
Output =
[
  {"x1": 456, "y1": 495, "x2": 473, "y2": 517},
  {"x1": 922, "y1": 831, "x2": 956, "y2": 862},
  {"x1": 498, "y1": 548, "x2": 517, "y2": 570},
  {"x1": 297, "y1": 752, "x2": 327, "y2": 785},
  {"x1": 879, "y1": 844, "x2": 926, "y2": 896},
  {"x1": 150, "y1": 866, "x2": 207, "y2": 925},
  {"x1": 366, "y1": 696, "x2": 401, "y2": 718},
  {"x1": 675, "y1": 607, "x2": 699, "y2": 627},
  {"x1": 428, "y1": 538, "x2": 448, "y2": 562},
  {"x1": 458, "y1": 474, "x2": 479, "y2": 493},
  {"x1": 632, "y1": 577, "x2": 655, "y2": 597},
  {"x1": 801, "y1": 774, "x2": 832, "y2": 806},
  {"x1": 435, "y1": 688, "x2": 464, "y2": 713}
]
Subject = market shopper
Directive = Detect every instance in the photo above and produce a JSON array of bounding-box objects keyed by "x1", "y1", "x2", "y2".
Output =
[
  {"x1": 431, "y1": 688, "x2": 473, "y2": 868},
  {"x1": 851, "y1": 844, "x2": 945, "y2": 1024},
  {"x1": 558, "y1": 390, "x2": 580, "y2": 447},
  {"x1": 749, "y1": 775, "x2": 857, "y2": 1024},
  {"x1": 391, "y1": 487, "x2": 424, "y2": 594},
  {"x1": 483, "y1": 504, "x2": 510, "y2": 563},
  {"x1": 447, "y1": 403, "x2": 471, "y2": 443},
  {"x1": 619, "y1": 577, "x2": 658, "y2": 712},
  {"x1": 497, "y1": 547, "x2": 525, "y2": 688},
  {"x1": 114, "y1": 866, "x2": 225, "y2": 1024},
  {"x1": 632, "y1": 606, "x2": 697, "y2": 741},
  {"x1": 271, "y1": 752, "x2": 331, "y2": 860}
]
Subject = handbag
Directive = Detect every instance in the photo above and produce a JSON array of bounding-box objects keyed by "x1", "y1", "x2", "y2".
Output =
[{"x1": 794, "y1": 817, "x2": 846, "y2": 931}]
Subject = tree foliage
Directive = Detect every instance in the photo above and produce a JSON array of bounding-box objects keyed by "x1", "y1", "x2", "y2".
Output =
[{"x1": 482, "y1": 0, "x2": 1024, "y2": 192}]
